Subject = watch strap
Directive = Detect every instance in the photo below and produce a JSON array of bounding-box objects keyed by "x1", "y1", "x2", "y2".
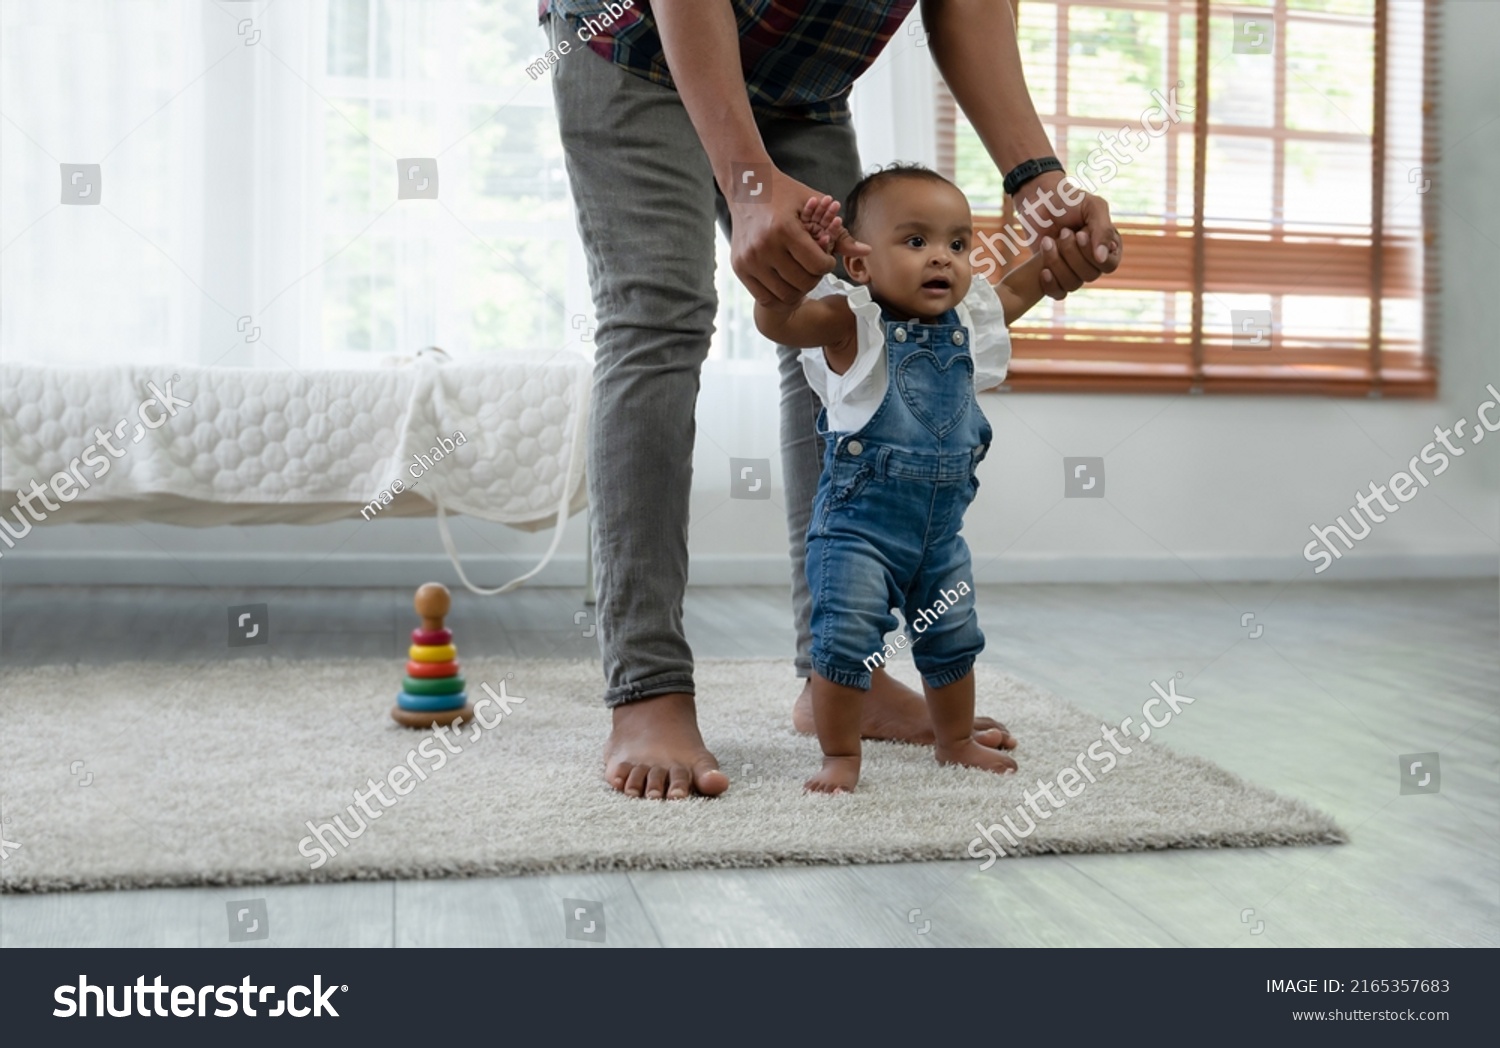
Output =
[{"x1": 1003, "y1": 156, "x2": 1065, "y2": 196}]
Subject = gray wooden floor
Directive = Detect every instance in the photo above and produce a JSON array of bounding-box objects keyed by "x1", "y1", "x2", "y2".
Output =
[{"x1": 1, "y1": 579, "x2": 1496, "y2": 947}]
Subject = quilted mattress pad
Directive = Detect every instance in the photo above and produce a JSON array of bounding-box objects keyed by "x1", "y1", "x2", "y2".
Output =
[{"x1": 0, "y1": 356, "x2": 592, "y2": 592}]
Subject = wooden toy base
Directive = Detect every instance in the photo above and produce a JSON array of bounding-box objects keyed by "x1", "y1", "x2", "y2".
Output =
[{"x1": 391, "y1": 702, "x2": 474, "y2": 729}]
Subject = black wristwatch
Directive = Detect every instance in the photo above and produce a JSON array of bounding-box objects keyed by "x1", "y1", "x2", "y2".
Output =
[{"x1": 1003, "y1": 156, "x2": 1065, "y2": 197}]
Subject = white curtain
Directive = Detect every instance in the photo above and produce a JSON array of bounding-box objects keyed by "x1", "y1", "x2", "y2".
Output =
[
  {"x1": 2, "y1": 1, "x2": 209, "y2": 368},
  {"x1": 1, "y1": 0, "x2": 585, "y2": 370}
]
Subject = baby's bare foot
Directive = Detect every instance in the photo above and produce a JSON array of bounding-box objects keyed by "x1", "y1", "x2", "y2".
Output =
[
  {"x1": 793, "y1": 675, "x2": 1016, "y2": 750},
  {"x1": 936, "y1": 737, "x2": 1019, "y2": 775},
  {"x1": 804, "y1": 754, "x2": 861, "y2": 794}
]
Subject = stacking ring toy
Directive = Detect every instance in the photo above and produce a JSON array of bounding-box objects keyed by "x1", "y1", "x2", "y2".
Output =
[{"x1": 393, "y1": 583, "x2": 473, "y2": 729}]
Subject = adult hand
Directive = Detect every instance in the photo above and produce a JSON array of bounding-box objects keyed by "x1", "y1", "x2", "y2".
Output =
[
  {"x1": 1015, "y1": 171, "x2": 1123, "y2": 300},
  {"x1": 729, "y1": 167, "x2": 848, "y2": 307}
]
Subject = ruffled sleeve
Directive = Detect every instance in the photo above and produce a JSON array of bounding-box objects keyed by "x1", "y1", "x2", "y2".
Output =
[
  {"x1": 797, "y1": 274, "x2": 888, "y2": 409},
  {"x1": 956, "y1": 276, "x2": 1013, "y2": 391}
]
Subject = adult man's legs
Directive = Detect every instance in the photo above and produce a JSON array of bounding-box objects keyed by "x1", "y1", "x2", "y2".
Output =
[{"x1": 551, "y1": 15, "x2": 727, "y2": 797}]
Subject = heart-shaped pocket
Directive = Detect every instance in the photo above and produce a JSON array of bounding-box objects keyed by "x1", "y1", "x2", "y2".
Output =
[{"x1": 895, "y1": 349, "x2": 973, "y2": 438}]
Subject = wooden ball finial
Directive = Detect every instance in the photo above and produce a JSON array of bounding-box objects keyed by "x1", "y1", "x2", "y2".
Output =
[{"x1": 414, "y1": 582, "x2": 451, "y2": 631}]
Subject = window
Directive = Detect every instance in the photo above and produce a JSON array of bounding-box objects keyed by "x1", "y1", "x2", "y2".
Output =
[
  {"x1": 312, "y1": 0, "x2": 580, "y2": 363},
  {"x1": 313, "y1": 0, "x2": 769, "y2": 366},
  {"x1": 941, "y1": 0, "x2": 1440, "y2": 395}
]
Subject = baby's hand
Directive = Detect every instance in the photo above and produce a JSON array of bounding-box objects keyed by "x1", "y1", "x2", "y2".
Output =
[
  {"x1": 799, "y1": 194, "x2": 871, "y2": 260},
  {"x1": 799, "y1": 194, "x2": 842, "y2": 253}
]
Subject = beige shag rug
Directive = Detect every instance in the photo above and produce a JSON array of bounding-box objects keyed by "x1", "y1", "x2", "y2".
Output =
[{"x1": 0, "y1": 658, "x2": 1343, "y2": 892}]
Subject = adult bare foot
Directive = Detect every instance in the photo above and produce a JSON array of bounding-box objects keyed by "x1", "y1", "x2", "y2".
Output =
[
  {"x1": 804, "y1": 754, "x2": 861, "y2": 794},
  {"x1": 791, "y1": 670, "x2": 1017, "y2": 750},
  {"x1": 604, "y1": 692, "x2": 729, "y2": 799},
  {"x1": 935, "y1": 737, "x2": 1018, "y2": 775}
]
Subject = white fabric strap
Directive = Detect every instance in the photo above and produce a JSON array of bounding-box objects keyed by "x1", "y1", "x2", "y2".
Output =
[{"x1": 433, "y1": 361, "x2": 592, "y2": 597}]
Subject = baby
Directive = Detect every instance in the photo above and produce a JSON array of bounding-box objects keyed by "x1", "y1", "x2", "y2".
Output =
[{"x1": 755, "y1": 164, "x2": 1045, "y2": 793}]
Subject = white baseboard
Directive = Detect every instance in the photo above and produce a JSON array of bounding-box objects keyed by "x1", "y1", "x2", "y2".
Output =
[
  {"x1": 1, "y1": 551, "x2": 1493, "y2": 587},
  {"x1": 692, "y1": 553, "x2": 1496, "y2": 584}
]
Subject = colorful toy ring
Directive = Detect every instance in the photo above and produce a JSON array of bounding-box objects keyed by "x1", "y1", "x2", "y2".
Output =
[
  {"x1": 396, "y1": 690, "x2": 468, "y2": 712},
  {"x1": 409, "y1": 643, "x2": 457, "y2": 663},
  {"x1": 407, "y1": 660, "x2": 460, "y2": 678},
  {"x1": 402, "y1": 675, "x2": 466, "y2": 696}
]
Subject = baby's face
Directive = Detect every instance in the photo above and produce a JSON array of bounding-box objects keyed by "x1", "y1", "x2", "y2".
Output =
[{"x1": 847, "y1": 177, "x2": 974, "y2": 322}]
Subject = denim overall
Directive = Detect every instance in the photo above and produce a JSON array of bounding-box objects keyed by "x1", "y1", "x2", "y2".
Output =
[{"x1": 806, "y1": 303, "x2": 993, "y2": 691}]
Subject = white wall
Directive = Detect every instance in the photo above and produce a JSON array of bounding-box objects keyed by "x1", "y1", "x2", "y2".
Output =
[{"x1": 8, "y1": 2, "x2": 1497, "y2": 589}]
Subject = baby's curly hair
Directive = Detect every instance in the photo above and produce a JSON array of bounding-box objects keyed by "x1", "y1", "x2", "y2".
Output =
[{"x1": 842, "y1": 162, "x2": 959, "y2": 236}]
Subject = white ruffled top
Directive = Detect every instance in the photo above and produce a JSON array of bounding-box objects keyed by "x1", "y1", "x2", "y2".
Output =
[{"x1": 798, "y1": 274, "x2": 1012, "y2": 434}]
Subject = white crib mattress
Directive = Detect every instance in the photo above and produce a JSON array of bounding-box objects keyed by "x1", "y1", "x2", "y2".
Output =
[{"x1": 0, "y1": 357, "x2": 591, "y2": 532}]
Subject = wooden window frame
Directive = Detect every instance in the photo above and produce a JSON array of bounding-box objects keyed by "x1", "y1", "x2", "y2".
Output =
[{"x1": 938, "y1": 0, "x2": 1441, "y2": 397}]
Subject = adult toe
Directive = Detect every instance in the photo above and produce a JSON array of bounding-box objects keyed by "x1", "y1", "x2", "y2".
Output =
[
  {"x1": 666, "y1": 765, "x2": 693, "y2": 800},
  {"x1": 606, "y1": 761, "x2": 634, "y2": 792},
  {"x1": 693, "y1": 758, "x2": 729, "y2": 797},
  {"x1": 974, "y1": 727, "x2": 1018, "y2": 750}
]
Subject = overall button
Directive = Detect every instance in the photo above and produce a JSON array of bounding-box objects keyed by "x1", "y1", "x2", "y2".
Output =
[
  {"x1": 893, "y1": 326, "x2": 907, "y2": 342},
  {"x1": 952, "y1": 329, "x2": 966, "y2": 345},
  {"x1": 846, "y1": 440, "x2": 864, "y2": 456}
]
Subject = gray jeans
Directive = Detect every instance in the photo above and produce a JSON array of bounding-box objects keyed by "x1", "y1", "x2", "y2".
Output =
[{"x1": 548, "y1": 14, "x2": 864, "y2": 706}]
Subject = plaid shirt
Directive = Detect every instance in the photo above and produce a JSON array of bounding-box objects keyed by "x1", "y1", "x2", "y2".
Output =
[{"x1": 537, "y1": 1, "x2": 919, "y2": 123}]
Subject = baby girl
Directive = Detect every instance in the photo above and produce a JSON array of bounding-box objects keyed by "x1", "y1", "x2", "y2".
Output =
[{"x1": 755, "y1": 163, "x2": 1045, "y2": 793}]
